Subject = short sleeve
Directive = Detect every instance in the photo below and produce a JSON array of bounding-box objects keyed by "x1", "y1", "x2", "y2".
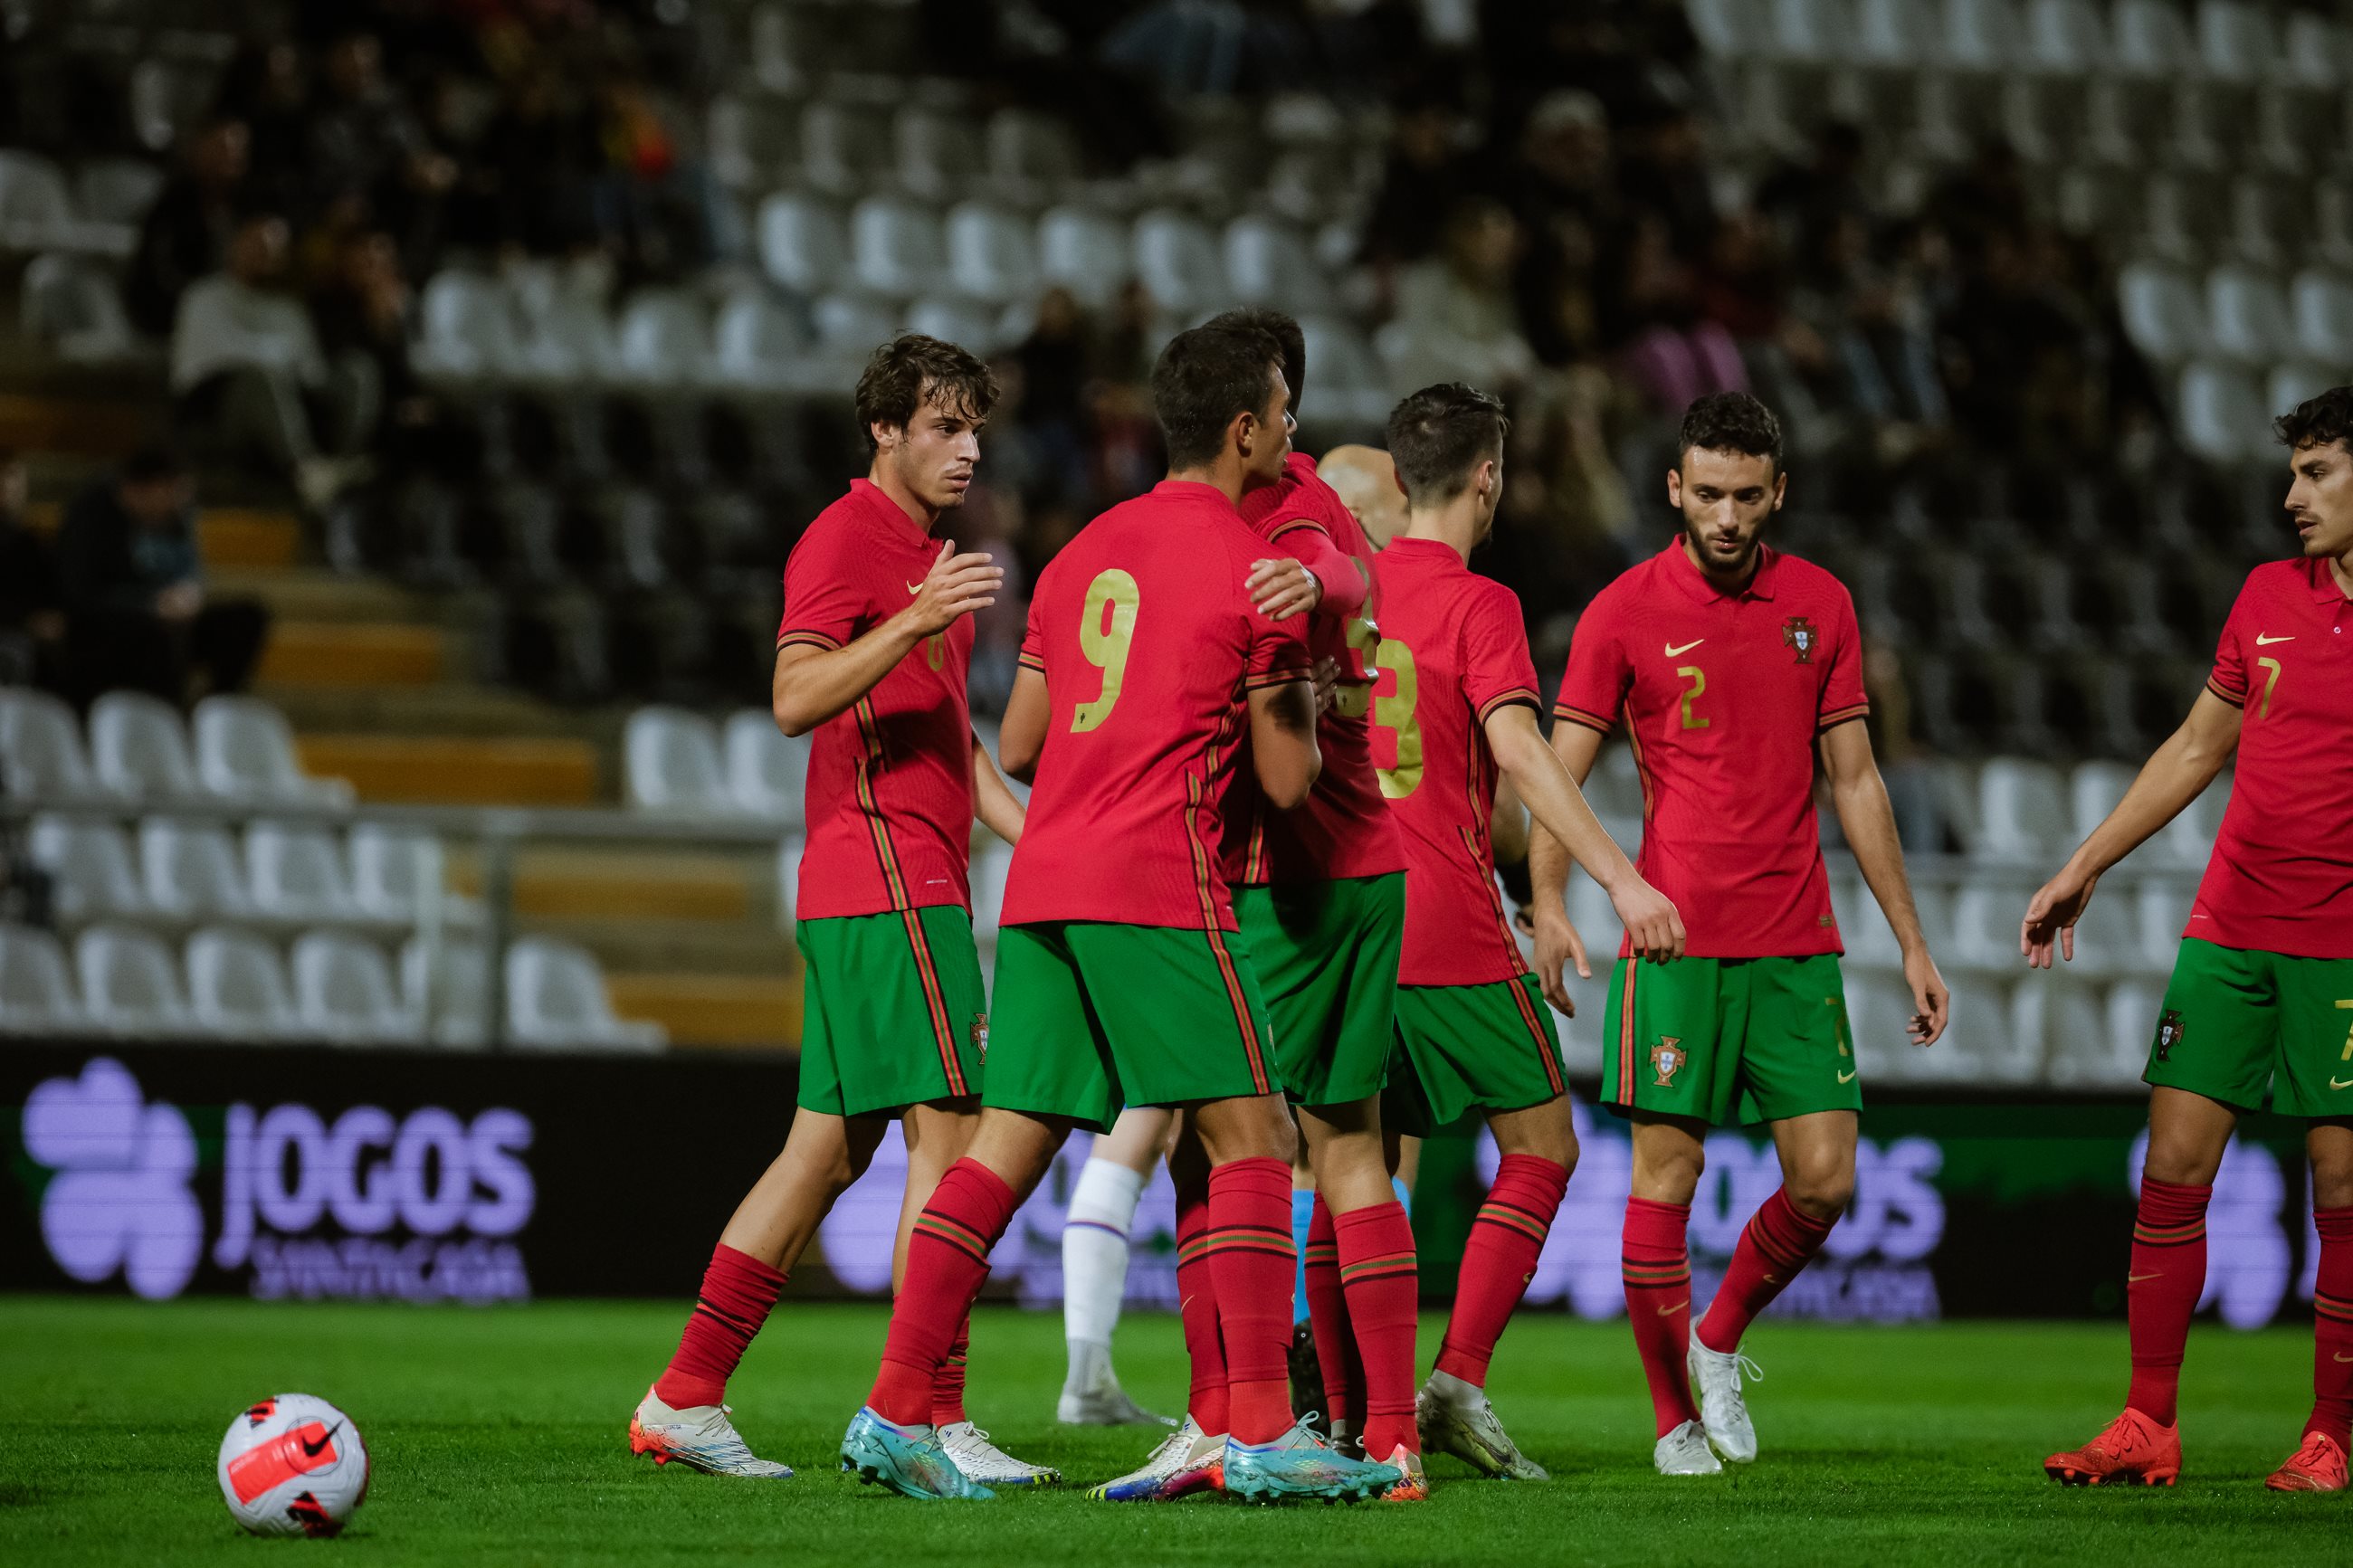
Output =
[
  {"x1": 1244, "y1": 601, "x2": 1314, "y2": 690},
  {"x1": 1553, "y1": 593, "x2": 1629, "y2": 735},
  {"x1": 776, "y1": 522, "x2": 871, "y2": 651},
  {"x1": 1459, "y1": 583, "x2": 1541, "y2": 724},
  {"x1": 1018, "y1": 589, "x2": 1046, "y2": 677},
  {"x1": 2206, "y1": 577, "x2": 2253, "y2": 708},
  {"x1": 1815, "y1": 585, "x2": 1871, "y2": 734}
]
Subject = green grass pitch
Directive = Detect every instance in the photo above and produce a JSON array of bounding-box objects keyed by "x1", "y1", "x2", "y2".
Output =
[{"x1": 0, "y1": 1297, "x2": 2342, "y2": 1566}]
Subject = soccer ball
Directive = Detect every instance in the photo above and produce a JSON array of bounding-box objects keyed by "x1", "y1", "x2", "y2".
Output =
[{"x1": 216, "y1": 1393, "x2": 370, "y2": 1537}]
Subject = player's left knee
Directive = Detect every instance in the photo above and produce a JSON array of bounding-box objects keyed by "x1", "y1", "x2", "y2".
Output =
[{"x1": 1785, "y1": 1167, "x2": 1853, "y2": 1220}]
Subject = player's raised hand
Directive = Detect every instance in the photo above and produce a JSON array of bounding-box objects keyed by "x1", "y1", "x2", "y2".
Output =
[
  {"x1": 2020, "y1": 861, "x2": 2099, "y2": 969},
  {"x1": 902, "y1": 539, "x2": 1003, "y2": 636},
  {"x1": 1531, "y1": 910, "x2": 1590, "y2": 1015},
  {"x1": 1902, "y1": 946, "x2": 1950, "y2": 1046},
  {"x1": 1247, "y1": 557, "x2": 1321, "y2": 620},
  {"x1": 1310, "y1": 656, "x2": 1342, "y2": 717},
  {"x1": 1611, "y1": 875, "x2": 1686, "y2": 965}
]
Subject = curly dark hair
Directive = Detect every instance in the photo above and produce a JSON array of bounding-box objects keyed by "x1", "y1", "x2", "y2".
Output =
[
  {"x1": 1151, "y1": 320, "x2": 1285, "y2": 470},
  {"x1": 2275, "y1": 385, "x2": 2353, "y2": 451},
  {"x1": 1387, "y1": 382, "x2": 1510, "y2": 506},
  {"x1": 1676, "y1": 391, "x2": 1784, "y2": 475},
  {"x1": 853, "y1": 334, "x2": 999, "y2": 454},
  {"x1": 1204, "y1": 308, "x2": 1307, "y2": 420}
]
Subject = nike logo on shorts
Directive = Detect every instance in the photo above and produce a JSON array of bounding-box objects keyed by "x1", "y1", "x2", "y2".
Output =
[{"x1": 1836, "y1": 1069, "x2": 1856, "y2": 1084}]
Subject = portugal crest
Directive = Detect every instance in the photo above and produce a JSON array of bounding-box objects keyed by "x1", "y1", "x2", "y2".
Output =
[
  {"x1": 970, "y1": 1014, "x2": 989, "y2": 1064},
  {"x1": 1650, "y1": 1036, "x2": 1685, "y2": 1088},
  {"x1": 1782, "y1": 616, "x2": 1818, "y2": 663},
  {"x1": 2153, "y1": 1009, "x2": 2185, "y2": 1063}
]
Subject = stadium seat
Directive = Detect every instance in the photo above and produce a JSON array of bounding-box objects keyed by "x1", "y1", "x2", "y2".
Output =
[
  {"x1": 1843, "y1": 969, "x2": 1928, "y2": 1081},
  {"x1": 2020, "y1": 0, "x2": 2102, "y2": 71},
  {"x1": 1564, "y1": 869, "x2": 1626, "y2": 970},
  {"x1": 2125, "y1": 876, "x2": 2195, "y2": 973},
  {"x1": 812, "y1": 291, "x2": 898, "y2": 355},
  {"x1": 969, "y1": 839, "x2": 1012, "y2": 938},
  {"x1": 138, "y1": 818, "x2": 253, "y2": 921},
  {"x1": 2196, "y1": 0, "x2": 2275, "y2": 82},
  {"x1": 1223, "y1": 214, "x2": 1329, "y2": 316},
  {"x1": 2103, "y1": 979, "x2": 2164, "y2": 1080},
  {"x1": 896, "y1": 105, "x2": 985, "y2": 202},
  {"x1": 1975, "y1": 758, "x2": 2069, "y2": 866},
  {"x1": 986, "y1": 109, "x2": 1081, "y2": 197},
  {"x1": 611, "y1": 289, "x2": 712, "y2": 390},
  {"x1": 402, "y1": 936, "x2": 490, "y2": 1049},
  {"x1": 2117, "y1": 263, "x2": 2208, "y2": 365},
  {"x1": 1132, "y1": 209, "x2": 1229, "y2": 316},
  {"x1": 21, "y1": 252, "x2": 141, "y2": 366},
  {"x1": 90, "y1": 690, "x2": 201, "y2": 802},
  {"x1": 849, "y1": 195, "x2": 947, "y2": 299},
  {"x1": 2204, "y1": 264, "x2": 2294, "y2": 363},
  {"x1": 290, "y1": 930, "x2": 411, "y2": 1045},
  {"x1": 2289, "y1": 270, "x2": 2353, "y2": 364},
  {"x1": 1852, "y1": 0, "x2": 1934, "y2": 65},
  {"x1": 1681, "y1": 0, "x2": 1751, "y2": 52},
  {"x1": 414, "y1": 271, "x2": 519, "y2": 385},
  {"x1": 2112, "y1": 0, "x2": 2196, "y2": 76},
  {"x1": 28, "y1": 815, "x2": 148, "y2": 921},
  {"x1": 0, "y1": 688, "x2": 114, "y2": 803},
  {"x1": 0, "y1": 150, "x2": 90, "y2": 255},
  {"x1": 193, "y1": 696, "x2": 354, "y2": 808},
  {"x1": 757, "y1": 195, "x2": 850, "y2": 299},
  {"x1": 1948, "y1": 878, "x2": 2035, "y2": 971},
  {"x1": 1038, "y1": 205, "x2": 1131, "y2": 308},
  {"x1": 1761, "y1": 0, "x2": 1848, "y2": 62},
  {"x1": 2039, "y1": 976, "x2": 2132, "y2": 1087},
  {"x1": 76, "y1": 923, "x2": 195, "y2": 1037},
  {"x1": 2176, "y1": 361, "x2": 2273, "y2": 463},
  {"x1": 945, "y1": 201, "x2": 1040, "y2": 306},
  {"x1": 245, "y1": 822, "x2": 362, "y2": 925},
  {"x1": 624, "y1": 706, "x2": 735, "y2": 816},
  {"x1": 1942, "y1": 0, "x2": 2021, "y2": 69},
  {"x1": 723, "y1": 708, "x2": 808, "y2": 825},
  {"x1": 0, "y1": 921, "x2": 86, "y2": 1034},
  {"x1": 185, "y1": 926, "x2": 299, "y2": 1041},
  {"x1": 2153, "y1": 772, "x2": 2228, "y2": 867},
  {"x1": 349, "y1": 823, "x2": 477, "y2": 927},
  {"x1": 801, "y1": 100, "x2": 893, "y2": 195},
  {"x1": 2068, "y1": 760, "x2": 2134, "y2": 846},
  {"x1": 505, "y1": 936, "x2": 666, "y2": 1051},
  {"x1": 2282, "y1": 12, "x2": 2351, "y2": 86},
  {"x1": 72, "y1": 159, "x2": 162, "y2": 228},
  {"x1": 707, "y1": 93, "x2": 795, "y2": 192},
  {"x1": 710, "y1": 288, "x2": 809, "y2": 394},
  {"x1": 504, "y1": 268, "x2": 617, "y2": 385},
  {"x1": 748, "y1": 3, "x2": 816, "y2": 95},
  {"x1": 906, "y1": 297, "x2": 1001, "y2": 356},
  {"x1": 2270, "y1": 365, "x2": 2336, "y2": 427}
]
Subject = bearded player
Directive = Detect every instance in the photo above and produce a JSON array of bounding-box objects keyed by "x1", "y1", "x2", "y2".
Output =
[
  {"x1": 2034, "y1": 387, "x2": 2353, "y2": 1493},
  {"x1": 1530, "y1": 391, "x2": 1948, "y2": 1477},
  {"x1": 834, "y1": 319, "x2": 1403, "y2": 1504},
  {"x1": 1374, "y1": 382, "x2": 1685, "y2": 1482},
  {"x1": 629, "y1": 336, "x2": 1049, "y2": 1487}
]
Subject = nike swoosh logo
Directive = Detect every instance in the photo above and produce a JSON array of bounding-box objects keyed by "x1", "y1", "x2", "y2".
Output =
[
  {"x1": 1657, "y1": 1301, "x2": 1686, "y2": 1316},
  {"x1": 2127, "y1": 1272, "x2": 2162, "y2": 1284},
  {"x1": 906, "y1": 581, "x2": 924, "y2": 595},
  {"x1": 2335, "y1": 1078, "x2": 2353, "y2": 1090},
  {"x1": 1664, "y1": 639, "x2": 1704, "y2": 656},
  {"x1": 2336, "y1": 1353, "x2": 2353, "y2": 1364},
  {"x1": 1836, "y1": 1069, "x2": 1856, "y2": 1084},
  {"x1": 2256, "y1": 633, "x2": 2294, "y2": 644},
  {"x1": 300, "y1": 1421, "x2": 342, "y2": 1459}
]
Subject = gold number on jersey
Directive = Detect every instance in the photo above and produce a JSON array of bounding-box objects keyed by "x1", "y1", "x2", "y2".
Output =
[
  {"x1": 1372, "y1": 637, "x2": 1424, "y2": 798},
  {"x1": 1675, "y1": 665, "x2": 1710, "y2": 730},
  {"x1": 1333, "y1": 616, "x2": 1379, "y2": 718},
  {"x1": 2336, "y1": 998, "x2": 2353, "y2": 1060},
  {"x1": 924, "y1": 632, "x2": 946, "y2": 671},
  {"x1": 2255, "y1": 655, "x2": 2282, "y2": 718},
  {"x1": 1071, "y1": 569, "x2": 1140, "y2": 732}
]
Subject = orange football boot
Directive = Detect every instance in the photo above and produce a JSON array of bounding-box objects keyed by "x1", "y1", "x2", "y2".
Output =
[
  {"x1": 2043, "y1": 1408, "x2": 2181, "y2": 1487},
  {"x1": 2264, "y1": 1431, "x2": 2348, "y2": 1493}
]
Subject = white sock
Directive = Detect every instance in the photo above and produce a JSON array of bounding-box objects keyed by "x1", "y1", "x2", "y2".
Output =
[
  {"x1": 1424, "y1": 1367, "x2": 1485, "y2": 1412},
  {"x1": 1062, "y1": 1157, "x2": 1146, "y2": 1364}
]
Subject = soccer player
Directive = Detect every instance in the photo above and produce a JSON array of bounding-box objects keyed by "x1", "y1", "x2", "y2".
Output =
[
  {"x1": 1056, "y1": 1104, "x2": 1176, "y2": 1425},
  {"x1": 835, "y1": 319, "x2": 1404, "y2": 1504},
  {"x1": 1373, "y1": 382, "x2": 1686, "y2": 1482},
  {"x1": 2033, "y1": 387, "x2": 2353, "y2": 1493},
  {"x1": 1529, "y1": 391, "x2": 1948, "y2": 1477},
  {"x1": 629, "y1": 336, "x2": 1051, "y2": 1487}
]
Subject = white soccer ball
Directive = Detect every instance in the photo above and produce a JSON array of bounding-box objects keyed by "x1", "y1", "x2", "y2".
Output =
[{"x1": 216, "y1": 1393, "x2": 371, "y2": 1537}]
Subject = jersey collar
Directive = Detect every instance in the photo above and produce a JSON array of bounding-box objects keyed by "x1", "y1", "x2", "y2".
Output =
[
  {"x1": 1661, "y1": 536, "x2": 1778, "y2": 603},
  {"x1": 1151, "y1": 479, "x2": 1236, "y2": 512},
  {"x1": 2305, "y1": 554, "x2": 2353, "y2": 602},
  {"x1": 850, "y1": 478, "x2": 936, "y2": 546}
]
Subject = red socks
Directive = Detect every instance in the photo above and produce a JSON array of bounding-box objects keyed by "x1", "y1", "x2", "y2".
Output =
[
  {"x1": 1437, "y1": 1154, "x2": 1568, "y2": 1388},
  {"x1": 931, "y1": 1314, "x2": 971, "y2": 1427},
  {"x1": 867, "y1": 1159, "x2": 1018, "y2": 1426},
  {"x1": 1623, "y1": 1196, "x2": 1697, "y2": 1437},
  {"x1": 1175, "y1": 1178, "x2": 1230, "y2": 1435},
  {"x1": 1334, "y1": 1199, "x2": 1419, "y2": 1459},
  {"x1": 1697, "y1": 1186, "x2": 1837, "y2": 1354},
  {"x1": 1207, "y1": 1155, "x2": 1299, "y2": 1443},
  {"x1": 1302, "y1": 1199, "x2": 1358, "y2": 1428},
  {"x1": 2309, "y1": 1206, "x2": 2353, "y2": 1448},
  {"x1": 654, "y1": 1243, "x2": 786, "y2": 1410},
  {"x1": 2124, "y1": 1176, "x2": 2211, "y2": 1428}
]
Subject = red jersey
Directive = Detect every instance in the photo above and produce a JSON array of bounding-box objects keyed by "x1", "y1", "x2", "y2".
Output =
[
  {"x1": 1000, "y1": 480, "x2": 1314, "y2": 930},
  {"x1": 1554, "y1": 540, "x2": 1867, "y2": 960},
  {"x1": 1224, "y1": 452, "x2": 1405, "y2": 887},
  {"x1": 776, "y1": 480, "x2": 975, "y2": 920},
  {"x1": 1371, "y1": 537, "x2": 1544, "y2": 986},
  {"x1": 2189, "y1": 556, "x2": 2353, "y2": 957}
]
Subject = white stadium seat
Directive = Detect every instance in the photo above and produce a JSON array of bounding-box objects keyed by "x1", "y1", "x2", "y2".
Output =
[
  {"x1": 2103, "y1": 980, "x2": 2165, "y2": 1083},
  {"x1": 1943, "y1": 0, "x2": 2021, "y2": 69},
  {"x1": 76, "y1": 923, "x2": 195, "y2": 1037},
  {"x1": 193, "y1": 696, "x2": 353, "y2": 808},
  {"x1": 245, "y1": 822, "x2": 361, "y2": 924},
  {"x1": 349, "y1": 823, "x2": 476, "y2": 927},
  {"x1": 138, "y1": 818, "x2": 254, "y2": 921},
  {"x1": 1223, "y1": 214, "x2": 1329, "y2": 315},
  {"x1": 506, "y1": 936, "x2": 665, "y2": 1051},
  {"x1": 711, "y1": 289, "x2": 809, "y2": 394},
  {"x1": 2039, "y1": 977, "x2": 2130, "y2": 1087},
  {"x1": 945, "y1": 201, "x2": 1040, "y2": 306},
  {"x1": 758, "y1": 194, "x2": 851, "y2": 297},
  {"x1": 2118, "y1": 263, "x2": 2208, "y2": 366},
  {"x1": 0, "y1": 688, "x2": 113, "y2": 803},
  {"x1": 724, "y1": 708, "x2": 808, "y2": 825},
  {"x1": 895, "y1": 105, "x2": 986, "y2": 201},
  {"x1": 186, "y1": 927, "x2": 299, "y2": 1041},
  {"x1": 1948, "y1": 879, "x2": 2034, "y2": 971},
  {"x1": 2069, "y1": 760, "x2": 2135, "y2": 847},
  {"x1": 73, "y1": 159, "x2": 163, "y2": 227},
  {"x1": 906, "y1": 297, "x2": 1001, "y2": 356},
  {"x1": 291, "y1": 930, "x2": 411, "y2": 1045},
  {"x1": 414, "y1": 271, "x2": 519, "y2": 384},
  {"x1": 90, "y1": 691, "x2": 201, "y2": 802},
  {"x1": 611, "y1": 289, "x2": 712, "y2": 390},
  {"x1": 624, "y1": 706, "x2": 734, "y2": 815},
  {"x1": 403, "y1": 936, "x2": 490, "y2": 1050},
  {"x1": 849, "y1": 195, "x2": 947, "y2": 299},
  {"x1": 986, "y1": 109, "x2": 1081, "y2": 194},
  {"x1": 0, "y1": 921, "x2": 86, "y2": 1033},
  {"x1": 2022, "y1": 0, "x2": 2104, "y2": 72},
  {"x1": 1853, "y1": 0, "x2": 1936, "y2": 65},
  {"x1": 29, "y1": 815, "x2": 148, "y2": 921},
  {"x1": 2290, "y1": 270, "x2": 2353, "y2": 365},
  {"x1": 21, "y1": 252, "x2": 141, "y2": 366},
  {"x1": 1038, "y1": 205, "x2": 1131, "y2": 308},
  {"x1": 2112, "y1": 0, "x2": 2196, "y2": 76},
  {"x1": 812, "y1": 291, "x2": 898, "y2": 353},
  {"x1": 1975, "y1": 758, "x2": 2070, "y2": 866},
  {"x1": 2176, "y1": 362, "x2": 2273, "y2": 464},
  {"x1": 2204, "y1": 265, "x2": 2294, "y2": 364},
  {"x1": 1132, "y1": 209, "x2": 1229, "y2": 316},
  {"x1": 2196, "y1": 0, "x2": 2275, "y2": 83}
]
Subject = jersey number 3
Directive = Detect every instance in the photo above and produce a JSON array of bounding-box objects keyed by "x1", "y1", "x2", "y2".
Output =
[
  {"x1": 1072, "y1": 569, "x2": 1140, "y2": 732},
  {"x1": 1372, "y1": 639, "x2": 1424, "y2": 798}
]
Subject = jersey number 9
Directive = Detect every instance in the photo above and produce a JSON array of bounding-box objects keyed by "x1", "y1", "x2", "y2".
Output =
[{"x1": 1072, "y1": 569, "x2": 1140, "y2": 732}]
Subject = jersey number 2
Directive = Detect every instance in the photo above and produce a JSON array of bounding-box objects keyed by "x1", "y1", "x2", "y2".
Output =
[
  {"x1": 1372, "y1": 639, "x2": 1424, "y2": 798},
  {"x1": 1071, "y1": 569, "x2": 1140, "y2": 731}
]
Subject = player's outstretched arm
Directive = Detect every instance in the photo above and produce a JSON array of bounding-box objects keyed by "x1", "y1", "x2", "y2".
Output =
[
  {"x1": 1526, "y1": 718, "x2": 1607, "y2": 1010},
  {"x1": 997, "y1": 667, "x2": 1049, "y2": 784},
  {"x1": 1820, "y1": 719, "x2": 1948, "y2": 1046},
  {"x1": 2022, "y1": 689, "x2": 2242, "y2": 968},
  {"x1": 772, "y1": 540, "x2": 1002, "y2": 736},
  {"x1": 1247, "y1": 679, "x2": 1321, "y2": 809},
  {"x1": 1487, "y1": 704, "x2": 1683, "y2": 966},
  {"x1": 971, "y1": 733, "x2": 1024, "y2": 844},
  {"x1": 1246, "y1": 523, "x2": 1369, "y2": 622}
]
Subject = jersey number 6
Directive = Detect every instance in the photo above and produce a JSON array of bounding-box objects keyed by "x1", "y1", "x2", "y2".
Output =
[{"x1": 1072, "y1": 569, "x2": 1140, "y2": 732}]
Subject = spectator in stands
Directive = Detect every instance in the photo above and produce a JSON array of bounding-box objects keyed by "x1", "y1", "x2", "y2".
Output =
[
  {"x1": 55, "y1": 445, "x2": 270, "y2": 708},
  {"x1": 171, "y1": 211, "x2": 366, "y2": 511},
  {"x1": 212, "y1": 40, "x2": 312, "y2": 217},
  {"x1": 307, "y1": 30, "x2": 457, "y2": 252},
  {"x1": 311, "y1": 227, "x2": 453, "y2": 474},
  {"x1": 1384, "y1": 196, "x2": 1538, "y2": 394},
  {"x1": 1010, "y1": 286, "x2": 1092, "y2": 506},
  {"x1": 1506, "y1": 89, "x2": 1621, "y2": 368},
  {"x1": 472, "y1": 64, "x2": 604, "y2": 257},
  {"x1": 0, "y1": 451, "x2": 65, "y2": 690},
  {"x1": 1608, "y1": 210, "x2": 1747, "y2": 413},
  {"x1": 1790, "y1": 211, "x2": 1950, "y2": 435},
  {"x1": 1360, "y1": 87, "x2": 1479, "y2": 280},
  {"x1": 126, "y1": 117, "x2": 252, "y2": 338}
]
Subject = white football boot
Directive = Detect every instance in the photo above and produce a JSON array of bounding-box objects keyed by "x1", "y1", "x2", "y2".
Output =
[
  {"x1": 1091, "y1": 1417, "x2": 1226, "y2": 1501},
  {"x1": 628, "y1": 1387, "x2": 794, "y2": 1478},
  {"x1": 1057, "y1": 1344, "x2": 1175, "y2": 1426},
  {"x1": 1686, "y1": 1340, "x2": 1760, "y2": 1465},
  {"x1": 938, "y1": 1421, "x2": 1062, "y2": 1487},
  {"x1": 1415, "y1": 1373, "x2": 1548, "y2": 1480},
  {"x1": 1653, "y1": 1419, "x2": 1723, "y2": 1476}
]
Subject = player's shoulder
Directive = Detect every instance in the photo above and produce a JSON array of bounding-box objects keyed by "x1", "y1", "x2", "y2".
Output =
[
  {"x1": 2237, "y1": 556, "x2": 2317, "y2": 599},
  {"x1": 1459, "y1": 565, "x2": 1525, "y2": 621},
  {"x1": 783, "y1": 489, "x2": 873, "y2": 573},
  {"x1": 1767, "y1": 546, "x2": 1853, "y2": 601}
]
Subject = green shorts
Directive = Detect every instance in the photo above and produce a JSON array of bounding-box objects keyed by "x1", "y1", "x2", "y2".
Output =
[
  {"x1": 795, "y1": 906, "x2": 987, "y2": 1117},
  {"x1": 1602, "y1": 954, "x2": 1860, "y2": 1127},
  {"x1": 1234, "y1": 872, "x2": 1403, "y2": 1109},
  {"x1": 982, "y1": 921, "x2": 1279, "y2": 1134},
  {"x1": 2145, "y1": 937, "x2": 2353, "y2": 1118},
  {"x1": 1385, "y1": 974, "x2": 1566, "y2": 1135}
]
